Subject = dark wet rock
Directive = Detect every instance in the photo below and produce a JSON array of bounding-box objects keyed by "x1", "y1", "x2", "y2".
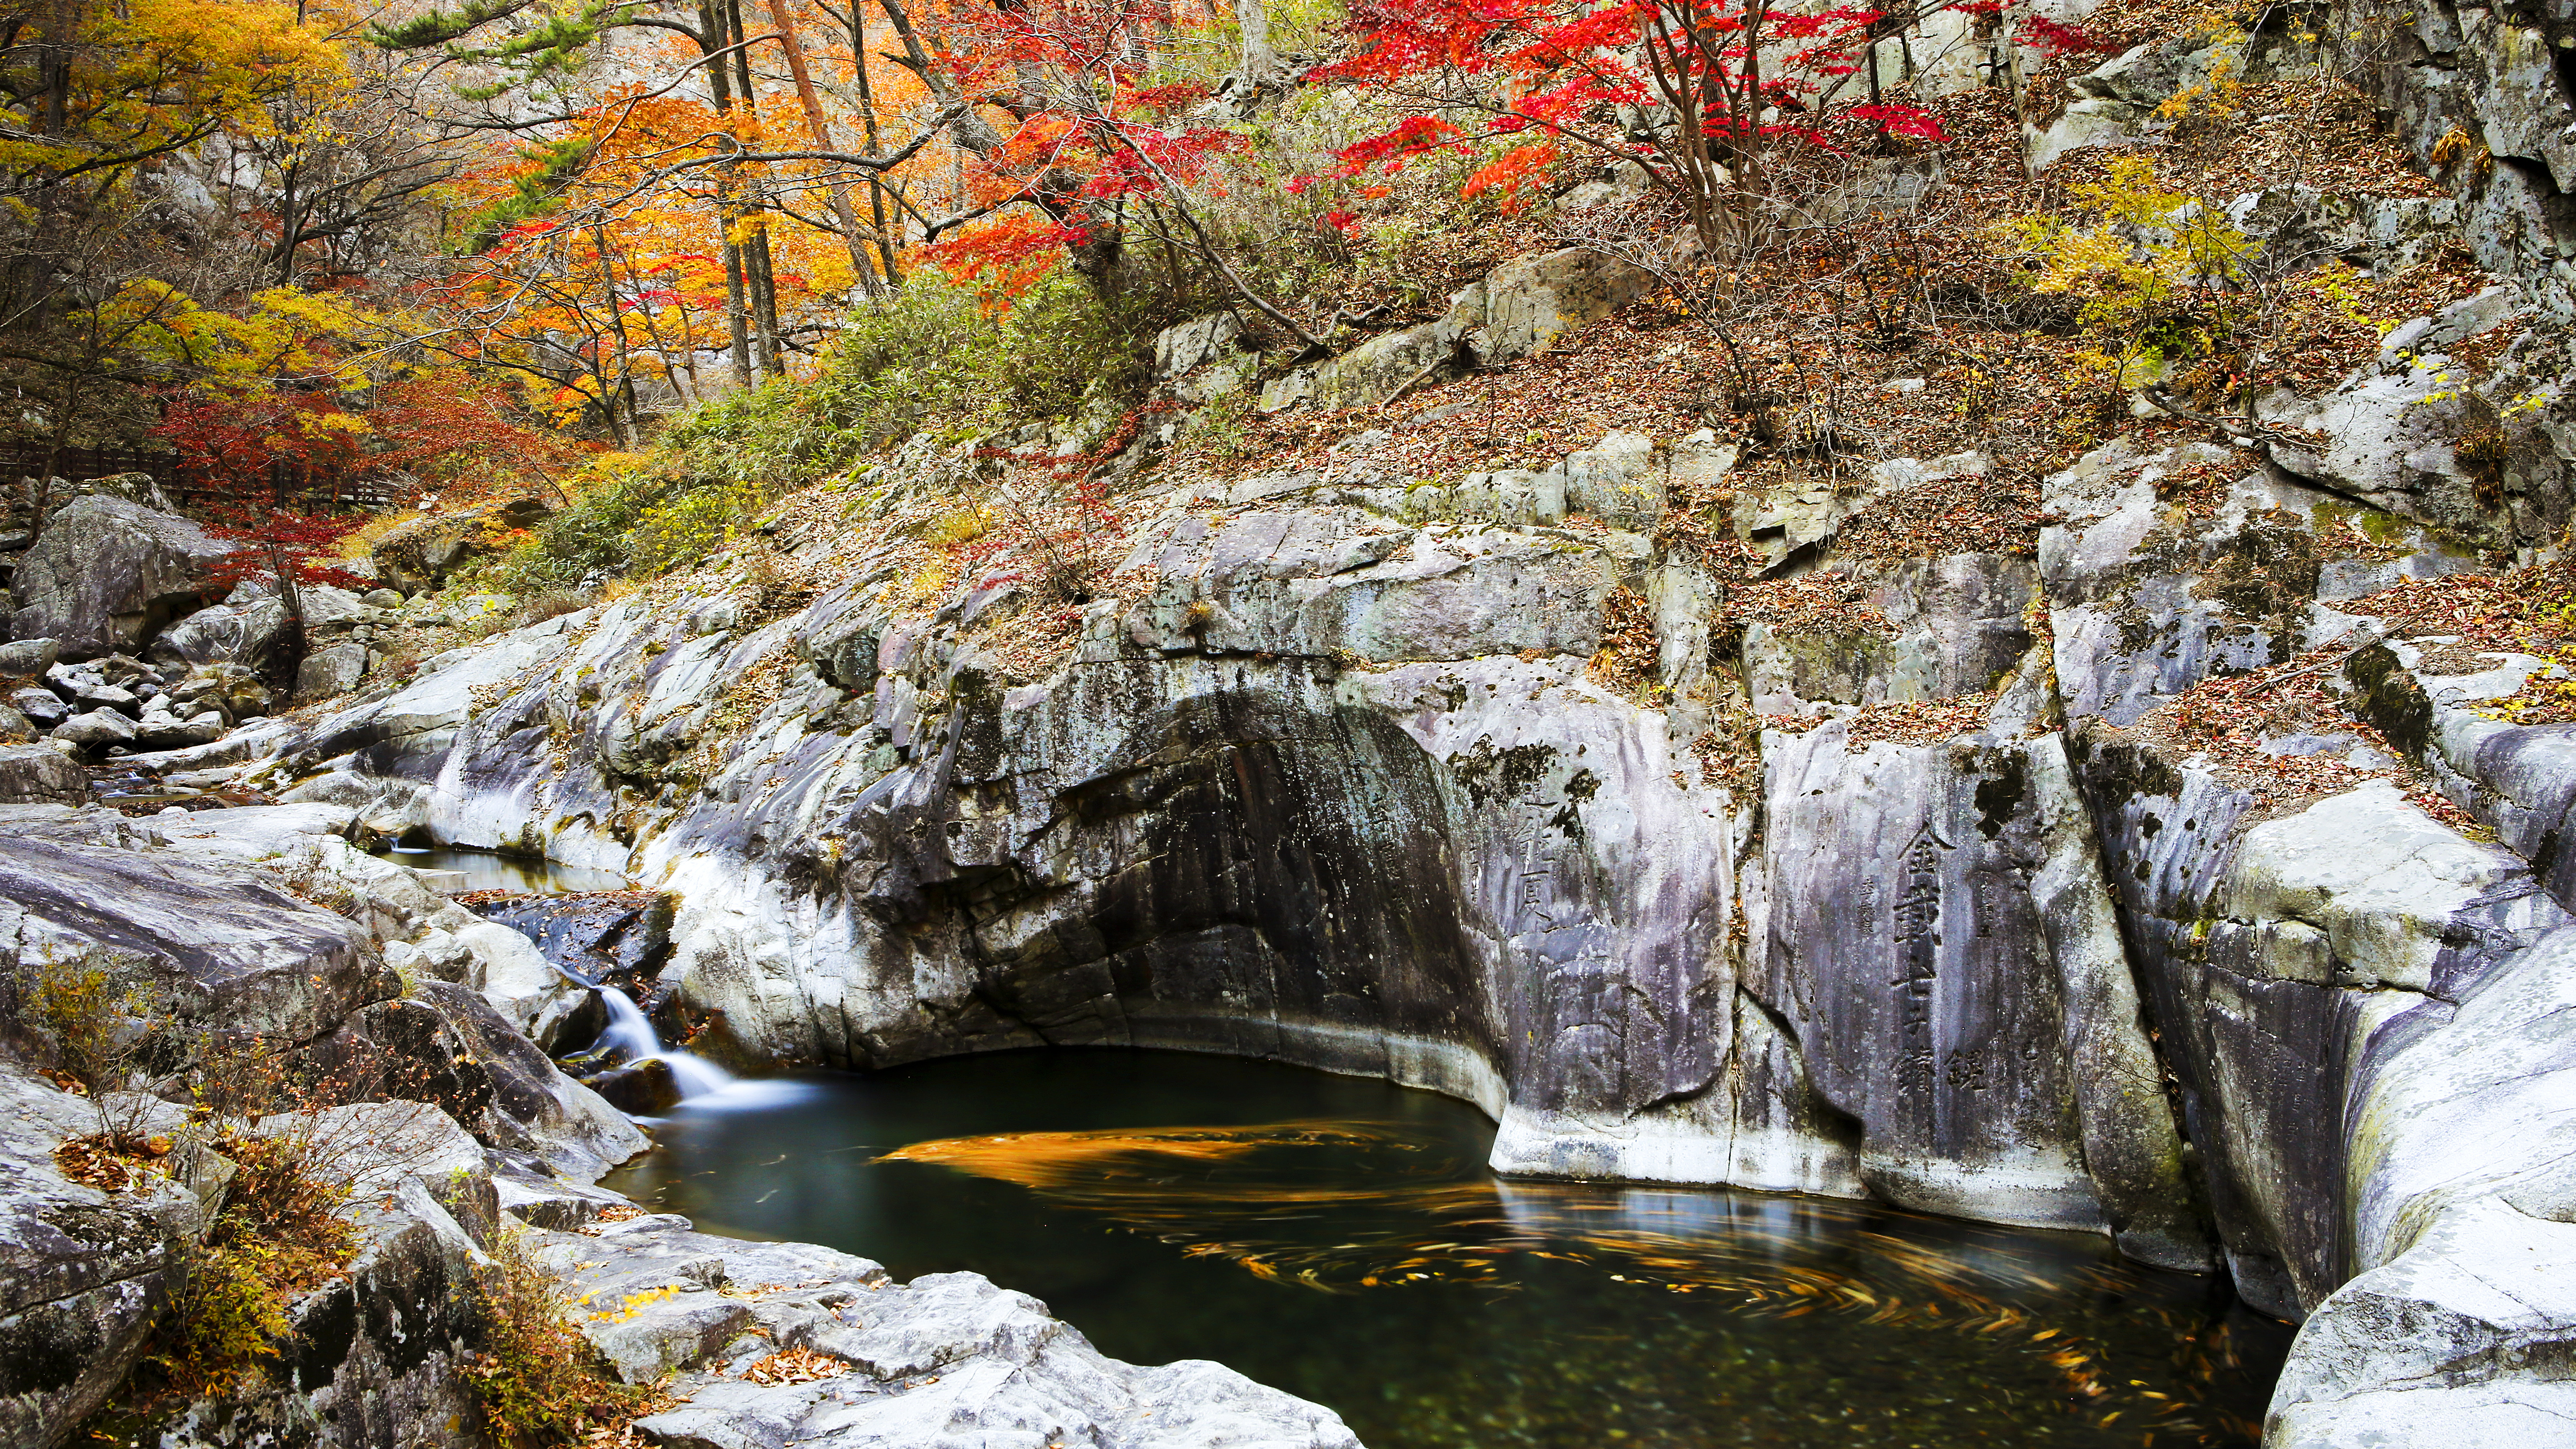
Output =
[
  {"x1": 583, "y1": 1056, "x2": 680, "y2": 1115},
  {"x1": 469, "y1": 890, "x2": 676, "y2": 985}
]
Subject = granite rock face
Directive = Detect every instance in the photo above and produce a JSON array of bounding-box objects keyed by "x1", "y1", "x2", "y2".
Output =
[
  {"x1": 0, "y1": 792, "x2": 1362, "y2": 1447},
  {"x1": 538, "y1": 1214, "x2": 1363, "y2": 1449},
  {"x1": 0, "y1": 1072, "x2": 199, "y2": 1449},
  {"x1": 8, "y1": 496, "x2": 239, "y2": 660},
  {"x1": 248, "y1": 413, "x2": 2576, "y2": 1445}
]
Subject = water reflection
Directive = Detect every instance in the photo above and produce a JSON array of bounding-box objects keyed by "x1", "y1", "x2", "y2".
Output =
[
  {"x1": 609, "y1": 1049, "x2": 2287, "y2": 1449},
  {"x1": 376, "y1": 843, "x2": 632, "y2": 894}
]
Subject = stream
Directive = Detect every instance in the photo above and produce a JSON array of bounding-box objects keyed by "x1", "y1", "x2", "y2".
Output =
[{"x1": 605, "y1": 1049, "x2": 2289, "y2": 1449}]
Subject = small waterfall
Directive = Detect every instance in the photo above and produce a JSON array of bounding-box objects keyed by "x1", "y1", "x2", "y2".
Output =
[{"x1": 597, "y1": 985, "x2": 743, "y2": 1103}]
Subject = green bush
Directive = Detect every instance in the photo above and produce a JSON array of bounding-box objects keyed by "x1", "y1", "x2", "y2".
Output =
[{"x1": 493, "y1": 270, "x2": 1147, "y2": 586}]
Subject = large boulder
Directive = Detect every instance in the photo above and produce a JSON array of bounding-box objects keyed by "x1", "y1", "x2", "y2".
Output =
[
  {"x1": 293, "y1": 641, "x2": 367, "y2": 701},
  {"x1": 368, "y1": 497, "x2": 550, "y2": 595},
  {"x1": 1459, "y1": 247, "x2": 1653, "y2": 366},
  {"x1": 0, "y1": 746, "x2": 83, "y2": 807},
  {"x1": 0, "y1": 836, "x2": 391, "y2": 1049},
  {"x1": 532, "y1": 1215, "x2": 1363, "y2": 1449},
  {"x1": 0, "y1": 640, "x2": 57, "y2": 678},
  {"x1": 146, "y1": 594, "x2": 289, "y2": 671},
  {"x1": 392, "y1": 981, "x2": 646, "y2": 1181},
  {"x1": 52, "y1": 472, "x2": 175, "y2": 516},
  {"x1": 0, "y1": 1070, "x2": 201, "y2": 1449},
  {"x1": 47, "y1": 710, "x2": 134, "y2": 751},
  {"x1": 8, "y1": 496, "x2": 239, "y2": 660}
]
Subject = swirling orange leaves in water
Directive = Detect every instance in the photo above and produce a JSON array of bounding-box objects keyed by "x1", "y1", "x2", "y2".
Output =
[{"x1": 878, "y1": 1121, "x2": 2256, "y2": 1441}]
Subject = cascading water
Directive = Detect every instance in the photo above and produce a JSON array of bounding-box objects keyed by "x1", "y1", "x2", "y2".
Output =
[{"x1": 592, "y1": 982, "x2": 805, "y2": 1109}]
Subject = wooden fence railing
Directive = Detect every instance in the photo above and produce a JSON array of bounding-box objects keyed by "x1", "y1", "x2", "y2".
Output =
[{"x1": 0, "y1": 443, "x2": 403, "y2": 513}]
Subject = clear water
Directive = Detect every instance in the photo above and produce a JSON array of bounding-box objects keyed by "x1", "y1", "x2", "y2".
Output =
[
  {"x1": 376, "y1": 843, "x2": 632, "y2": 895},
  {"x1": 605, "y1": 1048, "x2": 2288, "y2": 1449}
]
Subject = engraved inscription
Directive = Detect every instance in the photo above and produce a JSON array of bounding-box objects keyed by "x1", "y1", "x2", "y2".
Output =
[
  {"x1": 1892, "y1": 823, "x2": 1944, "y2": 1098},
  {"x1": 1945, "y1": 1045, "x2": 1991, "y2": 1092}
]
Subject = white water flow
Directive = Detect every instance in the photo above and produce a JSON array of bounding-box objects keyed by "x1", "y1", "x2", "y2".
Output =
[{"x1": 597, "y1": 986, "x2": 739, "y2": 1100}]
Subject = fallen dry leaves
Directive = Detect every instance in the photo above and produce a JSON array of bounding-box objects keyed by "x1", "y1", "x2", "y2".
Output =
[
  {"x1": 55, "y1": 1132, "x2": 169, "y2": 1193},
  {"x1": 742, "y1": 1346, "x2": 852, "y2": 1385}
]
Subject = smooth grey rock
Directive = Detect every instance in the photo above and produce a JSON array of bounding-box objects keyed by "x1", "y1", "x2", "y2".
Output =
[
  {"x1": 1154, "y1": 310, "x2": 1243, "y2": 379},
  {"x1": 48, "y1": 709, "x2": 135, "y2": 749},
  {"x1": 145, "y1": 802, "x2": 354, "y2": 859},
  {"x1": 146, "y1": 595, "x2": 288, "y2": 670},
  {"x1": 1746, "y1": 724, "x2": 2206, "y2": 1248},
  {"x1": 8, "y1": 496, "x2": 240, "y2": 659},
  {"x1": 536, "y1": 1218, "x2": 1360, "y2": 1449},
  {"x1": 403, "y1": 980, "x2": 647, "y2": 1182},
  {"x1": 1465, "y1": 247, "x2": 1652, "y2": 366},
  {"x1": 0, "y1": 640, "x2": 56, "y2": 677},
  {"x1": 8, "y1": 689, "x2": 61, "y2": 729},
  {"x1": 294, "y1": 640, "x2": 367, "y2": 700},
  {"x1": 1268, "y1": 319, "x2": 1460, "y2": 413},
  {"x1": 0, "y1": 835, "x2": 389, "y2": 1045}
]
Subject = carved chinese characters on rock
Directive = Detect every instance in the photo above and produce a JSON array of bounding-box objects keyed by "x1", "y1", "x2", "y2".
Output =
[
  {"x1": 1892, "y1": 822, "x2": 1945, "y2": 1101},
  {"x1": 1510, "y1": 786, "x2": 1557, "y2": 926}
]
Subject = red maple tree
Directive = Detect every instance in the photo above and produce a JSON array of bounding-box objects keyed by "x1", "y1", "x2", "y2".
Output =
[{"x1": 1311, "y1": 0, "x2": 1961, "y2": 251}]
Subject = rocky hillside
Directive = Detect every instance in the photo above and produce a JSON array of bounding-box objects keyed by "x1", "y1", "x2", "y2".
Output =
[{"x1": 12, "y1": 0, "x2": 2576, "y2": 1445}]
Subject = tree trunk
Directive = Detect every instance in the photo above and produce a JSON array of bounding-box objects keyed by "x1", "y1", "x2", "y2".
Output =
[
  {"x1": 761, "y1": 0, "x2": 879, "y2": 297},
  {"x1": 727, "y1": 0, "x2": 787, "y2": 369},
  {"x1": 700, "y1": 0, "x2": 763, "y2": 382},
  {"x1": 846, "y1": 4, "x2": 902, "y2": 286},
  {"x1": 1235, "y1": 0, "x2": 1279, "y2": 83}
]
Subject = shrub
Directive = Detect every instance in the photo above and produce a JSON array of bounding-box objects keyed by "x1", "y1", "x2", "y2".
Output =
[
  {"x1": 627, "y1": 479, "x2": 765, "y2": 576},
  {"x1": 25, "y1": 958, "x2": 178, "y2": 1144},
  {"x1": 163, "y1": 1238, "x2": 297, "y2": 1393},
  {"x1": 493, "y1": 270, "x2": 1147, "y2": 587},
  {"x1": 461, "y1": 1229, "x2": 646, "y2": 1445},
  {"x1": 1998, "y1": 156, "x2": 2255, "y2": 403},
  {"x1": 153, "y1": 1128, "x2": 357, "y2": 1393}
]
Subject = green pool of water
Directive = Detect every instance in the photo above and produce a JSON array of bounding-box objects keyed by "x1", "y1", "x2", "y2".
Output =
[{"x1": 603, "y1": 1048, "x2": 2287, "y2": 1449}]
